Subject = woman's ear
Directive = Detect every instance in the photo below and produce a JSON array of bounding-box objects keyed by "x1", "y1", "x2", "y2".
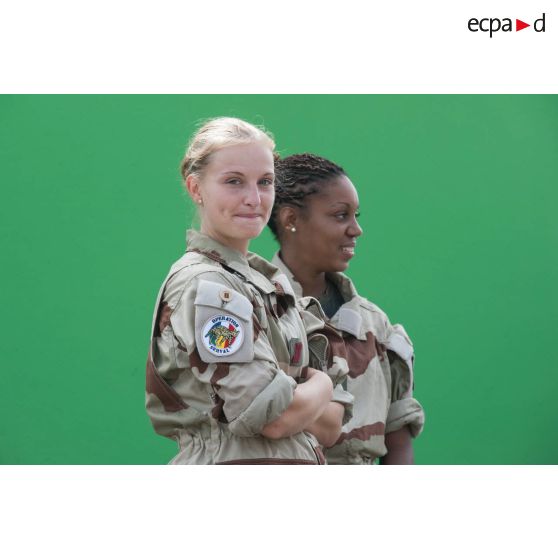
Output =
[
  {"x1": 278, "y1": 206, "x2": 298, "y2": 234},
  {"x1": 186, "y1": 174, "x2": 203, "y2": 205}
]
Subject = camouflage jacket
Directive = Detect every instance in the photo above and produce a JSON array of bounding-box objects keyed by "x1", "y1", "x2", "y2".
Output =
[
  {"x1": 272, "y1": 253, "x2": 425, "y2": 465},
  {"x1": 145, "y1": 230, "x2": 351, "y2": 464}
]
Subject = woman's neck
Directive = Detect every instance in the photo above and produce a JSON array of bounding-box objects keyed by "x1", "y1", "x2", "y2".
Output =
[
  {"x1": 200, "y1": 224, "x2": 249, "y2": 256},
  {"x1": 280, "y1": 247, "x2": 327, "y2": 298}
]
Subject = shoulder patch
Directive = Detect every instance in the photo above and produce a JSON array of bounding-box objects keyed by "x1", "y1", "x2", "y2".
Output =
[
  {"x1": 335, "y1": 307, "x2": 362, "y2": 338},
  {"x1": 194, "y1": 279, "x2": 254, "y2": 363},
  {"x1": 358, "y1": 297, "x2": 385, "y2": 316},
  {"x1": 202, "y1": 314, "x2": 244, "y2": 356},
  {"x1": 353, "y1": 297, "x2": 391, "y2": 340}
]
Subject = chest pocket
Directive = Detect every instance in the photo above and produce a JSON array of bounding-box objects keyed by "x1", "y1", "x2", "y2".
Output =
[{"x1": 194, "y1": 280, "x2": 254, "y2": 363}]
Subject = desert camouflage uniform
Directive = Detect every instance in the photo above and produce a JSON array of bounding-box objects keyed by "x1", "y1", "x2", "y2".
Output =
[
  {"x1": 145, "y1": 230, "x2": 351, "y2": 464},
  {"x1": 272, "y1": 253, "x2": 425, "y2": 465}
]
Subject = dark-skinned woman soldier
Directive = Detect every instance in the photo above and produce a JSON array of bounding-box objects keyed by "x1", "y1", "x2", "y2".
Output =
[{"x1": 268, "y1": 153, "x2": 425, "y2": 464}]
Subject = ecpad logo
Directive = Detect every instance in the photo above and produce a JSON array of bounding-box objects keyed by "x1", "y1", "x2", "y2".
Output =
[{"x1": 468, "y1": 13, "x2": 546, "y2": 38}]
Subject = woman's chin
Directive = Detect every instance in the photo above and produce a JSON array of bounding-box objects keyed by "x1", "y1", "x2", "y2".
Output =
[
  {"x1": 241, "y1": 222, "x2": 265, "y2": 239},
  {"x1": 234, "y1": 223, "x2": 265, "y2": 241},
  {"x1": 330, "y1": 258, "x2": 350, "y2": 272}
]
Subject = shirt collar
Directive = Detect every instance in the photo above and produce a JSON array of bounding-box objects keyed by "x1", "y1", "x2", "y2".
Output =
[
  {"x1": 270, "y1": 252, "x2": 304, "y2": 298},
  {"x1": 270, "y1": 251, "x2": 365, "y2": 339},
  {"x1": 270, "y1": 251, "x2": 359, "y2": 301},
  {"x1": 186, "y1": 229, "x2": 251, "y2": 277}
]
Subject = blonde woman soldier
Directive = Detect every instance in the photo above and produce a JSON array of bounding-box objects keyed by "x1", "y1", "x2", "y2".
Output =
[
  {"x1": 269, "y1": 153, "x2": 425, "y2": 465},
  {"x1": 145, "y1": 119, "x2": 352, "y2": 464}
]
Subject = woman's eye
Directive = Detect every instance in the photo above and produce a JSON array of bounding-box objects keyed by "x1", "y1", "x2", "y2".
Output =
[
  {"x1": 259, "y1": 178, "x2": 274, "y2": 187},
  {"x1": 335, "y1": 211, "x2": 360, "y2": 221},
  {"x1": 226, "y1": 178, "x2": 241, "y2": 185}
]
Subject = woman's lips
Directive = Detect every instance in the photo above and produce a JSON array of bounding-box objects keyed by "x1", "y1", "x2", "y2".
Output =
[{"x1": 340, "y1": 244, "x2": 356, "y2": 257}]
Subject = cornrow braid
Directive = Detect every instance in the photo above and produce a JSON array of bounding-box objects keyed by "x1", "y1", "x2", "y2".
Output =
[{"x1": 269, "y1": 153, "x2": 346, "y2": 238}]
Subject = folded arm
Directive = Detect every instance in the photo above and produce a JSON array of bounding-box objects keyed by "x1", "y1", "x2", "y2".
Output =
[
  {"x1": 303, "y1": 401, "x2": 344, "y2": 448},
  {"x1": 261, "y1": 368, "x2": 333, "y2": 440}
]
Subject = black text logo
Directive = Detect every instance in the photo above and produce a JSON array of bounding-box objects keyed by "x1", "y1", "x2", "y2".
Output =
[{"x1": 468, "y1": 13, "x2": 546, "y2": 38}]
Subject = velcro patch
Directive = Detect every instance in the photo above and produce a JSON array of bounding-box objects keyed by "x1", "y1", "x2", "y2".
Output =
[{"x1": 288, "y1": 337, "x2": 303, "y2": 366}]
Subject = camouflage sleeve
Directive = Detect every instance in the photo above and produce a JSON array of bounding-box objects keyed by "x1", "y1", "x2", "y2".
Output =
[
  {"x1": 170, "y1": 271, "x2": 297, "y2": 437},
  {"x1": 331, "y1": 383, "x2": 354, "y2": 425},
  {"x1": 384, "y1": 323, "x2": 425, "y2": 438}
]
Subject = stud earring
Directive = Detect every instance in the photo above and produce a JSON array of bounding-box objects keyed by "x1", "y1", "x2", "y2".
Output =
[
  {"x1": 197, "y1": 199, "x2": 203, "y2": 205},
  {"x1": 290, "y1": 226, "x2": 296, "y2": 233}
]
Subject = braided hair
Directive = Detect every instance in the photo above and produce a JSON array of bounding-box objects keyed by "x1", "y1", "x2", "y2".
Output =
[{"x1": 269, "y1": 153, "x2": 346, "y2": 238}]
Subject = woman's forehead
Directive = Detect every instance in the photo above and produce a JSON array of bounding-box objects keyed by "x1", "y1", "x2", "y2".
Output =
[
  {"x1": 309, "y1": 176, "x2": 359, "y2": 207},
  {"x1": 207, "y1": 142, "x2": 274, "y2": 173}
]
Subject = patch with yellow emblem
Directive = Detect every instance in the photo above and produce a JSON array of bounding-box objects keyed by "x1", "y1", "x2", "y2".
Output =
[{"x1": 202, "y1": 315, "x2": 244, "y2": 356}]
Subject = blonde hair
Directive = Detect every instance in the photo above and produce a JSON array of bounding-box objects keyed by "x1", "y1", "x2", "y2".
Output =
[{"x1": 180, "y1": 117, "x2": 275, "y2": 183}]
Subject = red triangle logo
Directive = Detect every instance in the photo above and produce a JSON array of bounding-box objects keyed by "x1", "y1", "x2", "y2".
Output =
[{"x1": 516, "y1": 19, "x2": 530, "y2": 31}]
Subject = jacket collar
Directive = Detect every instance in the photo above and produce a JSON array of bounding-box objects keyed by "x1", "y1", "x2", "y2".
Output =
[
  {"x1": 186, "y1": 230, "x2": 289, "y2": 296},
  {"x1": 270, "y1": 251, "x2": 359, "y2": 301},
  {"x1": 271, "y1": 251, "x2": 365, "y2": 339},
  {"x1": 186, "y1": 229, "x2": 252, "y2": 278},
  {"x1": 270, "y1": 251, "x2": 304, "y2": 298}
]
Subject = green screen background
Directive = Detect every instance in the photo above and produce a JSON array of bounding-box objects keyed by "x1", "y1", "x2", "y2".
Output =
[{"x1": 1, "y1": 95, "x2": 556, "y2": 464}]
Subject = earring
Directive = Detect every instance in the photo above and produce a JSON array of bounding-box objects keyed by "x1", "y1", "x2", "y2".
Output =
[
  {"x1": 290, "y1": 226, "x2": 296, "y2": 233},
  {"x1": 197, "y1": 199, "x2": 203, "y2": 205}
]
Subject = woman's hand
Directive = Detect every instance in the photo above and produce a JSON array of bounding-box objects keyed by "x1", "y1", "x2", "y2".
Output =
[
  {"x1": 260, "y1": 368, "x2": 333, "y2": 440},
  {"x1": 304, "y1": 367, "x2": 319, "y2": 379},
  {"x1": 304, "y1": 401, "x2": 344, "y2": 448}
]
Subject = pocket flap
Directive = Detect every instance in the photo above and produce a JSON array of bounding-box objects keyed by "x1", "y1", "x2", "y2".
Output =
[{"x1": 194, "y1": 279, "x2": 253, "y2": 321}]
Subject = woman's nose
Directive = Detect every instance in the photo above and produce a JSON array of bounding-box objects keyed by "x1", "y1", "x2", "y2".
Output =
[
  {"x1": 244, "y1": 183, "x2": 261, "y2": 206},
  {"x1": 348, "y1": 218, "x2": 363, "y2": 237}
]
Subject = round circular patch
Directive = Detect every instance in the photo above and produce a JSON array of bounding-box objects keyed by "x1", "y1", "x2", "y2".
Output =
[{"x1": 202, "y1": 314, "x2": 244, "y2": 356}]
